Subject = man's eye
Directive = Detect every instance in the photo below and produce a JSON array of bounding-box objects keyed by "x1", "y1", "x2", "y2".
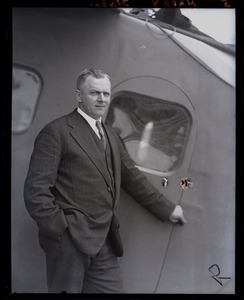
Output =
[{"x1": 90, "y1": 91, "x2": 110, "y2": 97}]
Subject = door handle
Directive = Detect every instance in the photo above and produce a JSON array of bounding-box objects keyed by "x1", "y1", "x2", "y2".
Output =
[{"x1": 161, "y1": 178, "x2": 168, "y2": 188}]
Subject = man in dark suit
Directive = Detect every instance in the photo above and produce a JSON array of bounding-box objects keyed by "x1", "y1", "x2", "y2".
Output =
[{"x1": 24, "y1": 68, "x2": 186, "y2": 293}]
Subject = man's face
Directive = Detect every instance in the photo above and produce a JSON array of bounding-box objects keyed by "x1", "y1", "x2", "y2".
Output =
[{"x1": 76, "y1": 75, "x2": 111, "y2": 120}]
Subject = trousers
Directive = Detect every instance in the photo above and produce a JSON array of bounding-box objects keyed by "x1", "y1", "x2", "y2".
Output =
[{"x1": 39, "y1": 229, "x2": 124, "y2": 293}]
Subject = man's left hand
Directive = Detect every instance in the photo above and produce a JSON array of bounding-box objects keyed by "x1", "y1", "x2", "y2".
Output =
[{"x1": 169, "y1": 205, "x2": 186, "y2": 225}]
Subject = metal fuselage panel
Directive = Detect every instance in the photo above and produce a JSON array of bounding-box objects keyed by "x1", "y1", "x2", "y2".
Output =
[{"x1": 12, "y1": 8, "x2": 235, "y2": 293}]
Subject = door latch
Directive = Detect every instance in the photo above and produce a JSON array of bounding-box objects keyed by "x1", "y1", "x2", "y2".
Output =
[{"x1": 181, "y1": 178, "x2": 193, "y2": 189}]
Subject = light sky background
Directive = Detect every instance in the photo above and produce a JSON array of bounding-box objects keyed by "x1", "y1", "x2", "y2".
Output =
[
  {"x1": 181, "y1": 9, "x2": 235, "y2": 45},
  {"x1": 124, "y1": 8, "x2": 236, "y2": 45}
]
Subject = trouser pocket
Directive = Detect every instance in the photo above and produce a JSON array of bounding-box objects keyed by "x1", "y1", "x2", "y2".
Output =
[{"x1": 38, "y1": 229, "x2": 73, "y2": 254}]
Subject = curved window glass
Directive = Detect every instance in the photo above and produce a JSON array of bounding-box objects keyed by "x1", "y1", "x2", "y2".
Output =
[
  {"x1": 106, "y1": 91, "x2": 192, "y2": 172},
  {"x1": 12, "y1": 65, "x2": 42, "y2": 134}
]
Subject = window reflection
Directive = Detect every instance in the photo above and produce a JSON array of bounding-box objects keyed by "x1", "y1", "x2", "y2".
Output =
[
  {"x1": 12, "y1": 66, "x2": 42, "y2": 134},
  {"x1": 106, "y1": 92, "x2": 191, "y2": 172}
]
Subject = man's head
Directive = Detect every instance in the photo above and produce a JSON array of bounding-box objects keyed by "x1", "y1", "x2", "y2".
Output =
[{"x1": 75, "y1": 68, "x2": 111, "y2": 120}]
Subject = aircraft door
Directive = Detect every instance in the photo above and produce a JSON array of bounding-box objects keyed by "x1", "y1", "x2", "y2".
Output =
[{"x1": 105, "y1": 77, "x2": 197, "y2": 292}]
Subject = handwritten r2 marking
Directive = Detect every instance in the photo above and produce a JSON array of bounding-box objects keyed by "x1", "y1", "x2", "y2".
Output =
[{"x1": 208, "y1": 264, "x2": 231, "y2": 286}]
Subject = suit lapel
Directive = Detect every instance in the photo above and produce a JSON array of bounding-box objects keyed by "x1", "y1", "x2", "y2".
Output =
[{"x1": 67, "y1": 110, "x2": 112, "y2": 188}]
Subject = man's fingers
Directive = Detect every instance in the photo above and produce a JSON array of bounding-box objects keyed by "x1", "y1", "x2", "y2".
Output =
[
  {"x1": 169, "y1": 205, "x2": 186, "y2": 225},
  {"x1": 178, "y1": 214, "x2": 187, "y2": 225}
]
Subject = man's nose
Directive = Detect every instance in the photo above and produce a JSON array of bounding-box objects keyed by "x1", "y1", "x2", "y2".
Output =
[{"x1": 98, "y1": 93, "x2": 105, "y2": 101}]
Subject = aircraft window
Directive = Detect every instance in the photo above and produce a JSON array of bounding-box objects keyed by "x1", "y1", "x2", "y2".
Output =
[
  {"x1": 106, "y1": 92, "x2": 192, "y2": 172},
  {"x1": 12, "y1": 65, "x2": 42, "y2": 134}
]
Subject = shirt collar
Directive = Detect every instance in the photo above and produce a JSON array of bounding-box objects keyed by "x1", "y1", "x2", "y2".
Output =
[{"x1": 77, "y1": 107, "x2": 102, "y2": 138}]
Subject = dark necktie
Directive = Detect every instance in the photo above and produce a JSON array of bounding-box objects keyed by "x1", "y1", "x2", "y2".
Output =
[{"x1": 96, "y1": 121, "x2": 106, "y2": 150}]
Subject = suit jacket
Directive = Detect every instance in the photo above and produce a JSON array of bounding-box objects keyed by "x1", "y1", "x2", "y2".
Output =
[{"x1": 24, "y1": 109, "x2": 175, "y2": 256}]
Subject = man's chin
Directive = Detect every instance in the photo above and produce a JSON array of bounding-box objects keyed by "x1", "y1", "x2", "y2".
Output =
[{"x1": 94, "y1": 108, "x2": 107, "y2": 118}]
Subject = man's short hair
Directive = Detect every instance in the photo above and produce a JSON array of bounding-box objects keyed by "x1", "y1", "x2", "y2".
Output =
[{"x1": 76, "y1": 68, "x2": 110, "y2": 90}]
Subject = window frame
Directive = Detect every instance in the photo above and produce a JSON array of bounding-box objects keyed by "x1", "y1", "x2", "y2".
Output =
[
  {"x1": 106, "y1": 90, "x2": 192, "y2": 174},
  {"x1": 12, "y1": 64, "x2": 43, "y2": 135}
]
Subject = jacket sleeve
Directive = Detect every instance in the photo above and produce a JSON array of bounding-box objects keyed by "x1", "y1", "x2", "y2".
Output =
[
  {"x1": 24, "y1": 124, "x2": 68, "y2": 240},
  {"x1": 117, "y1": 135, "x2": 176, "y2": 222}
]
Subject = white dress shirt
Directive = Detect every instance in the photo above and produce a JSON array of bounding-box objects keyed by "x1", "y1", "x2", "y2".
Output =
[{"x1": 77, "y1": 107, "x2": 102, "y2": 139}]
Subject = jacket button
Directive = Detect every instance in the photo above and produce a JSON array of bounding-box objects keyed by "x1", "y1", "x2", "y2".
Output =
[{"x1": 108, "y1": 187, "x2": 111, "y2": 192}]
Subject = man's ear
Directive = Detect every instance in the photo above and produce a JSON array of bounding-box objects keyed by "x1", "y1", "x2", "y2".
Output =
[{"x1": 75, "y1": 89, "x2": 82, "y2": 103}]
